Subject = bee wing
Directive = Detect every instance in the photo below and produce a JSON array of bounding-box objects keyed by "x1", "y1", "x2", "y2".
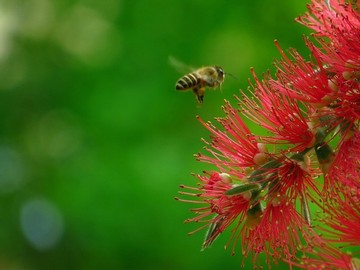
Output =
[{"x1": 168, "y1": 55, "x2": 195, "y2": 74}]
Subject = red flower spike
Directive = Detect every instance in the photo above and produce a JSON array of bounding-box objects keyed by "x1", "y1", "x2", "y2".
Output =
[
  {"x1": 295, "y1": 246, "x2": 355, "y2": 270},
  {"x1": 196, "y1": 101, "x2": 261, "y2": 172},
  {"x1": 271, "y1": 40, "x2": 334, "y2": 106},
  {"x1": 239, "y1": 68, "x2": 316, "y2": 152},
  {"x1": 288, "y1": 224, "x2": 354, "y2": 269},
  {"x1": 322, "y1": 195, "x2": 360, "y2": 247},
  {"x1": 275, "y1": 157, "x2": 321, "y2": 200},
  {"x1": 297, "y1": 0, "x2": 360, "y2": 63},
  {"x1": 335, "y1": 84, "x2": 360, "y2": 122},
  {"x1": 178, "y1": 172, "x2": 251, "y2": 249},
  {"x1": 177, "y1": 0, "x2": 360, "y2": 268},
  {"x1": 240, "y1": 198, "x2": 315, "y2": 267},
  {"x1": 326, "y1": 129, "x2": 360, "y2": 193},
  {"x1": 297, "y1": 0, "x2": 360, "y2": 122}
]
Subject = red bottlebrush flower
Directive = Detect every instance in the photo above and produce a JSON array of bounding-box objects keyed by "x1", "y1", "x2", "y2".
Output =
[
  {"x1": 295, "y1": 246, "x2": 357, "y2": 270},
  {"x1": 296, "y1": 0, "x2": 360, "y2": 67},
  {"x1": 296, "y1": 0, "x2": 360, "y2": 122},
  {"x1": 177, "y1": 0, "x2": 360, "y2": 268},
  {"x1": 275, "y1": 156, "x2": 321, "y2": 200},
  {"x1": 196, "y1": 101, "x2": 265, "y2": 174},
  {"x1": 240, "y1": 197, "x2": 315, "y2": 267},
  {"x1": 178, "y1": 172, "x2": 251, "y2": 250},
  {"x1": 321, "y1": 195, "x2": 360, "y2": 247},
  {"x1": 239, "y1": 68, "x2": 316, "y2": 152},
  {"x1": 270, "y1": 40, "x2": 333, "y2": 107},
  {"x1": 326, "y1": 129, "x2": 360, "y2": 193},
  {"x1": 336, "y1": 85, "x2": 360, "y2": 122},
  {"x1": 269, "y1": 0, "x2": 360, "y2": 124},
  {"x1": 290, "y1": 214, "x2": 358, "y2": 270}
]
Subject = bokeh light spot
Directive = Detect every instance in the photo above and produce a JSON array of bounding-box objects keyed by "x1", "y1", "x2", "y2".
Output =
[
  {"x1": 54, "y1": 5, "x2": 121, "y2": 67},
  {"x1": 20, "y1": 198, "x2": 64, "y2": 251},
  {"x1": 0, "y1": 146, "x2": 26, "y2": 193},
  {"x1": 24, "y1": 110, "x2": 82, "y2": 160}
]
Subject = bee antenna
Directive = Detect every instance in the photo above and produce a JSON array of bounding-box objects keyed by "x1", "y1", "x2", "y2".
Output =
[{"x1": 225, "y1": 72, "x2": 238, "y2": 80}]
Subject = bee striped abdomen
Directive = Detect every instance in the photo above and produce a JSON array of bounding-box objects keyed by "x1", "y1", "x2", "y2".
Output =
[{"x1": 176, "y1": 73, "x2": 198, "y2": 90}]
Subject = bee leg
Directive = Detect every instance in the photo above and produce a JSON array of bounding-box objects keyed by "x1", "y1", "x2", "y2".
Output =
[{"x1": 193, "y1": 87, "x2": 205, "y2": 104}]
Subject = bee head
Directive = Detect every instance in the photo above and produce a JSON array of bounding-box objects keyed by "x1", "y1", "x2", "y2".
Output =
[
  {"x1": 215, "y1": 66, "x2": 225, "y2": 81},
  {"x1": 213, "y1": 66, "x2": 225, "y2": 92}
]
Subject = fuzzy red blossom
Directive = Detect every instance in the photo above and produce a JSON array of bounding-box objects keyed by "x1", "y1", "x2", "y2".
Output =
[
  {"x1": 298, "y1": 0, "x2": 360, "y2": 122},
  {"x1": 297, "y1": 0, "x2": 360, "y2": 75},
  {"x1": 326, "y1": 129, "x2": 360, "y2": 192},
  {"x1": 296, "y1": 246, "x2": 357, "y2": 270},
  {"x1": 289, "y1": 224, "x2": 357, "y2": 269},
  {"x1": 289, "y1": 202, "x2": 360, "y2": 270},
  {"x1": 240, "y1": 197, "x2": 316, "y2": 268},
  {"x1": 178, "y1": 172, "x2": 251, "y2": 249},
  {"x1": 196, "y1": 101, "x2": 264, "y2": 173},
  {"x1": 275, "y1": 156, "x2": 321, "y2": 200},
  {"x1": 297, "y1": 0, "x2": 360, "y2": 122},
  {"x1": 337, "y1": 86, "x2": 360, "y2": 122},
  {"x1": 270, "y1": 0, "x2": 360, "y2": 125},
  {"x1": 271, "y1": 41, "x2": 334, "y2": 107},
  {"x1": 321, "y1": 195, "x2": 360, "y2": 247},
  {"x1": 178, "y1": 0, "x2": 360, "y2": 268},
  {"x1": 239, "y1": 68, "x2": 317, "y2": 152}
]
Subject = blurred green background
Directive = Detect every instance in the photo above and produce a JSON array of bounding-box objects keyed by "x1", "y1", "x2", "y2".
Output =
[{"x1": 0, "y1": 0, "x2": 311, "y2": 269}]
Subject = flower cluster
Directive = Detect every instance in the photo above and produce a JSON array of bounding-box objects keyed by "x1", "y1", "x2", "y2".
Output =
[{"x1": 178, "y1": 0, "x2": 360, "y2": 269}]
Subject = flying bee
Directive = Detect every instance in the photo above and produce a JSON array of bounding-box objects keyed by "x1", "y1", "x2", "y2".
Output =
[{"x1": 175, "y1": 66, "x2": 225, "y2": 104}]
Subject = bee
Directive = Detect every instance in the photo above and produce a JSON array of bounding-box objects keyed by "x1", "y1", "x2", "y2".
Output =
[{"x1": 175, "y1": 66, "x2": 225, "y2": 104}]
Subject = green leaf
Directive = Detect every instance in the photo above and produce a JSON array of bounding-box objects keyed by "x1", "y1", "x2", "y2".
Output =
[
  {"x1": 201, "y1": 216, "x2": 225, "y2": 251},
  {"x1": 225, "y1": 183, "x2": 260, "y2": 196}
]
